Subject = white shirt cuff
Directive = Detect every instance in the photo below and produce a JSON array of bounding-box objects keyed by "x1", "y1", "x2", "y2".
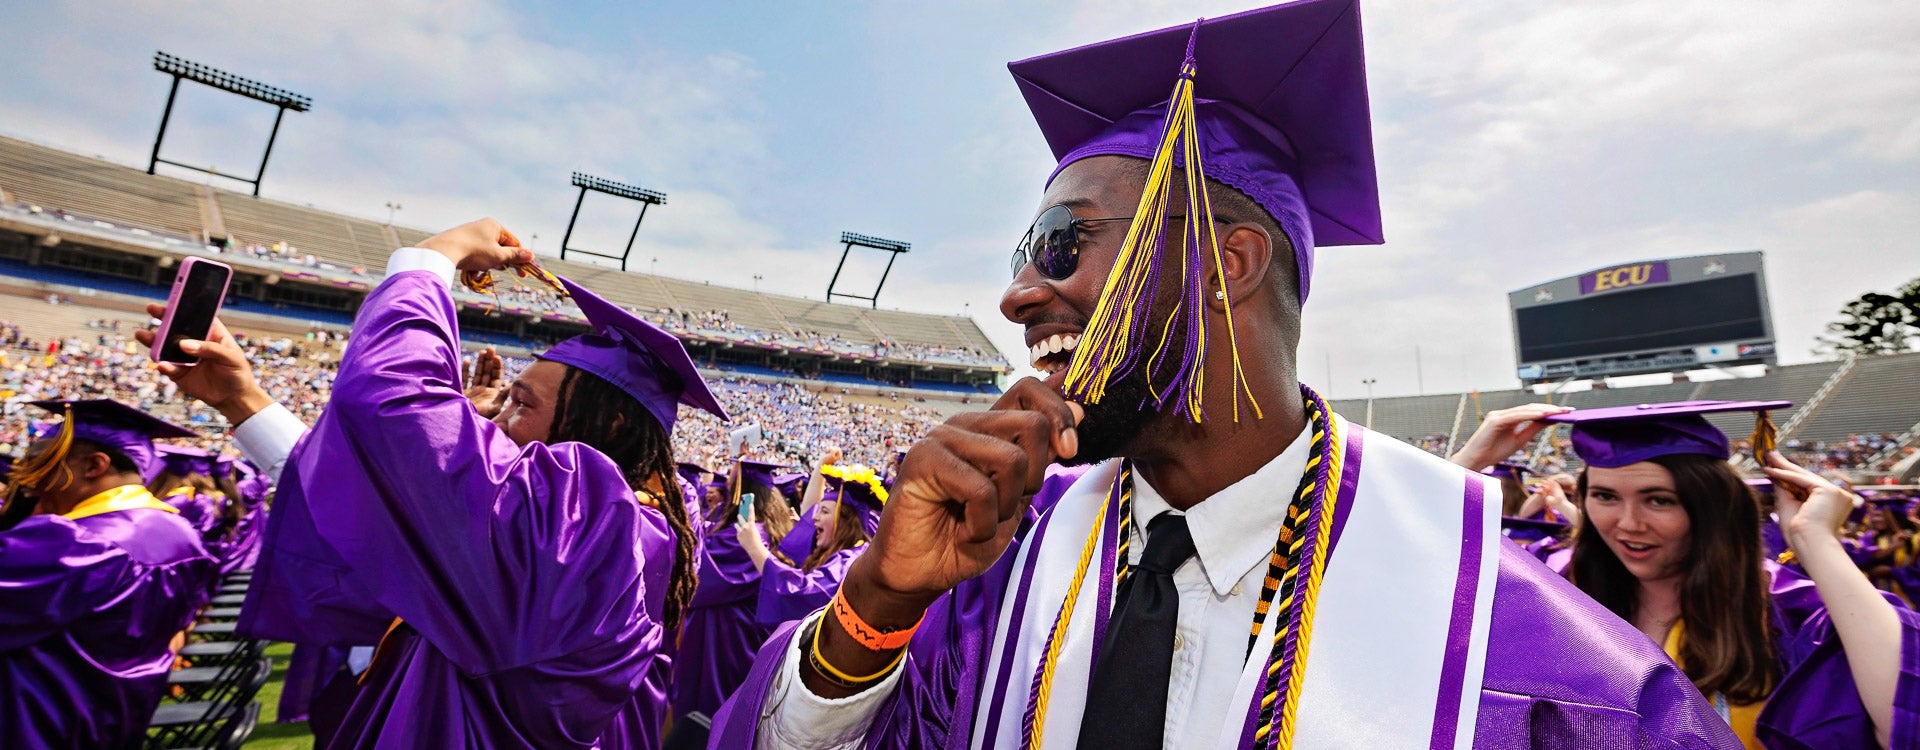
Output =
[
  {"x1": 231, "y1": 402, "x2": 308, "y2": 484},
  {"x1": 385, "y1": 247, "x2": 456, "y2": 288},
  {"x1": 754, "y1": 611, "x2": 901, "y2": 750}
]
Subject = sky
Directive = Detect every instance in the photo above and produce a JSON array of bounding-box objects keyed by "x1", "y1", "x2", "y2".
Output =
[{"x1": 1, "y1": 0, "x2": 1914, "y2": 400}]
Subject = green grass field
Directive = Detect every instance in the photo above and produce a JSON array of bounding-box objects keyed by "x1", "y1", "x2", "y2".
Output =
[{"x1": 241, "y1": 642, "x2": 314, "y2": 749}]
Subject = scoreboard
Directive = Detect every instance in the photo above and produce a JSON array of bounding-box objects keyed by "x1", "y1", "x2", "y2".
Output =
[{"x1": 1509, "y1": 252, "x2": 1776, "y2": 385}]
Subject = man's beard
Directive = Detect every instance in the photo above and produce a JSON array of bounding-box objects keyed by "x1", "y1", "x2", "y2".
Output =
[{"x1": 1060, "y1": 319, "x2": 1190, "y2": 466}]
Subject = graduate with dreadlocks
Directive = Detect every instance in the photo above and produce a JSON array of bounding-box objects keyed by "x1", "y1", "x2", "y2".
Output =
[
  {"x1": 713, "y1": 3, "x2": 1735, "y2": 748},
  {"x1": 137, "y1": 218, "x2": 723, "y2": 749}
]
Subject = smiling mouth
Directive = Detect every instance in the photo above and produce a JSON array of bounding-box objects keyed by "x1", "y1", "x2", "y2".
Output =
[
  {"x1": 1619, "y1": 541, "x2": 1657, "y2": 553},
  {"x1": 1028, "y1": 332, "x2": 1082, "y2": 374}
]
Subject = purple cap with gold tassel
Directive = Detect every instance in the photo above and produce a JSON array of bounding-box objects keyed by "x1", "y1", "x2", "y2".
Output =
[{"x1": 1009, "y1": 0, "x2": 1382, "y2": 422}]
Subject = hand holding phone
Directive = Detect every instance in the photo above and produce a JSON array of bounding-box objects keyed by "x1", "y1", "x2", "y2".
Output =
[
  {"x1": 152, "y1": 258, "x2": 234, "y2": 365},
  {"x1": 738, "y1": 493, "x2": 757, "y2": 524}
]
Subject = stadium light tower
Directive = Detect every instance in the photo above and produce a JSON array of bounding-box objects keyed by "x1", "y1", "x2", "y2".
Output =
[
  {"x1": 147, "y1": 52, "x2": 311, "y2": 197},
  {"x1": 827, "y1": 232, "x2": 911, "y2": 308},
  {"x1": 558, "y1": 172, "x2": 667, "y2": 272}
]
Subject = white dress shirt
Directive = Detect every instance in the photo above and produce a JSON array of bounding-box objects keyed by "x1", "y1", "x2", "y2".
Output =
[{"x1": 755, "y1": 430, "x2": 1312, "y2": 750}]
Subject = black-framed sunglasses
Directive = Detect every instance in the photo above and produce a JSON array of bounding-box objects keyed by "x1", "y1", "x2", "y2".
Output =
[
  {"x1": 1010, "y1": 205, "x2": 1133, "y2": 281},
  {"x1": 1010, "y1": 204, "x2": 1231, "y2": 281}
]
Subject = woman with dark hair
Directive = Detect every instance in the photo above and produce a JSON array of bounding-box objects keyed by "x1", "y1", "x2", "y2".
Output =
[
  {"x1": 741, "y1": 462, "x2": 885, "y2": 627},
  {"x1": 137, "y1": 218, "x2": 724, "y2": 749},
  {"x1": 1544, "y1": 400, "x2": 1918, "y2": 749}
]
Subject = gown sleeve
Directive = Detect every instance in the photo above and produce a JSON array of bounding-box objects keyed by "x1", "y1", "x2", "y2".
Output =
[
  {"x1": 1758, "y1": 565, "x2": 1920, "y2": 749},
  {"x1": 0, "y1": 515, "x2": 129, "y2": 652},
  {"x1": 693, "y1": 521, "x2": 767, "y2": 608},
  {"x1": 755, "y1": 547, "x2": 861, "y2": 627},
  {"x1": 288, "y1": 268, "x2": 658, "y2": 676}
]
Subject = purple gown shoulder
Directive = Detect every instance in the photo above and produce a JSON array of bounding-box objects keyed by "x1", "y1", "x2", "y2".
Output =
[
  {"x1": 1475, "y1": 540, "x2": 1740, "y2": 748},
  {"x1": 1, "y1": 506, "x2": 216, "y2": 748},
  {"x1": 756, "y1": 546, "x2": 864, "y2": 627},
  {"x1": 1758, "y1": 562, "x2": 1920, "y2": 748}
]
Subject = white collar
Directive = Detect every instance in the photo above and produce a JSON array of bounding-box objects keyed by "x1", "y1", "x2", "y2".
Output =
[{"x1": 1128, "y1": 428, "x2": 1314, "y2": 596}]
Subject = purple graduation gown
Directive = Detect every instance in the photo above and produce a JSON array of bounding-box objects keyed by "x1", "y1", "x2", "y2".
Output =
[
  {"x1": 236, "y1": 271, "x2": 677, "y2": 749},
  {"x1": 1757, "y1": 562, "x2": 1920, "y2": 747},
  {"x1": 779, "y1": 510, "x2": 819, "y2": 565},
  {"x1": 756, "y1": 546, "x2": 864, "y2": 628},
  {"x1": 161, "y1": 488, "x2": 222, "y2": 539},
  {"x1": 1, "y1": 503, "x2": 216, "y2": 748},
  {"x1": 709, "y1": 457, "x2": 1734, "y2": 749},
  {"x1": 672, "y1": 520, "x2": 771, "y2": 720}
]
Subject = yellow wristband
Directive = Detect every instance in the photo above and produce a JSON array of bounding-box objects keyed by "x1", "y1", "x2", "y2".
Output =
[{"x1": 809, "y1": 615, "x2": 906, "y2": 686}]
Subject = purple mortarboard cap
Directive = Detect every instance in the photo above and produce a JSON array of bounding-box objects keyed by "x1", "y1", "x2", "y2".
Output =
[
  {"x1": 821, "y1": 465, "x2": 888, "y2": 537},
  {"x1": 1501, "y1": 515, "x2": 1569, "y2": 544},
  {"x1": 733, "y1": 459, "x2": 788, "y2": 492},
  {"x1": 26, "y1": 399, "x2": 196, "y2": 482},
  {"x1": 1745, "y1": 477, "x2": 1773, "y2": 498},
  {"x1": 773, "y1": 471, "x2": 808, "y2": 499},
  {"x1": 155, "y1": 444, "x2": 217, "y2": 477},
  {"x1": 537, "y1": 276, "x2": 728, "y2": 433},
  {"x1": 1484, "y1": 463, "x2": 1531, "y2": 480},
  {"x1": 1010, "y1": 0, "x2": 1382, "y2": 304},
  {"x1": 212, "y1": 455, "x2": 235, "y2": 480},
  {"x1": 676, "y1": 461, "x2": 714, "y2": 489},
  {"x1": 0, "y1": 454, "x2": 14, "y2": 476},
  {"x1": 1544, "y1": 400, "x2": 1791, "y2": 469}
]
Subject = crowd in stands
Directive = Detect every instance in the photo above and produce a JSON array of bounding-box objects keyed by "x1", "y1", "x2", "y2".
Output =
[{"x1": 0, "y1": 320, "x2": 942, "y2": 476}]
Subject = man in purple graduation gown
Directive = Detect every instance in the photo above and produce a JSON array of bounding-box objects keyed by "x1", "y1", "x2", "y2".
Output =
[
  {"x1": 140, "y1": 219, "x2": 726, "y2": 749},
  {"x1": 712, "y1": 3, "x2": 1734, "y2": 748},
  {"x1": 0, "y1": 399, "x2": 218, "y2": 749}
]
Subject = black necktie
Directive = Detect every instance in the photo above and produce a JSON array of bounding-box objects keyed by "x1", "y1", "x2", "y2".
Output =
[{"x1": 1077, "y1": 512, "x2": 1197, "y2": 749}]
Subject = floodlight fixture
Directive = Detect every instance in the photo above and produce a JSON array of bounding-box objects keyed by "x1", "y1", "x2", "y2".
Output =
[
  {"x1": 827, "y1": 232, "x2": 912, "y2": 308},
  {"x1": 558, "y1": 172, "x2": 669, "y2": 272},
  {"x1": 147, "y1": 51, "x2": 311, "y2": 196}
]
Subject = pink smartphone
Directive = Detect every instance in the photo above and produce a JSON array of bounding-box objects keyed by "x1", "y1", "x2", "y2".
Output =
[{"x1": 152, "y1": 257, "x2": 233, "y2": 364}]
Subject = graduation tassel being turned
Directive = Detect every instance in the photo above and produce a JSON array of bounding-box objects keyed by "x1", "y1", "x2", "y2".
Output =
[
  {"x1": 1060, "y1": 20, "x2": 1261, "y2": 424},
  {"x1": 7, "y1": 405, "x2": 77, "y2": 493}
]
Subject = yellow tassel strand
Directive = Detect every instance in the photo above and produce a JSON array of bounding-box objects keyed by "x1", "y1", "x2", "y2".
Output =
[{"x1": 1061, "y1": 56, "x2": 1260, "y2": 424}]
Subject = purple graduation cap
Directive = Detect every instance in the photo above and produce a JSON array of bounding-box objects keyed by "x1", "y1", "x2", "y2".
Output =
[
  {"x1": 1485, "y1": 463, "x2": 1532, "y2": 480},
  {"x1": 212, "y1": 455, "x2": 235, "y2": 481},
  {"x1": 155, "y1": 444, "x2": 217, "y2": 478},
  {"x1": 1500, "y1": 515, "x2": 1570, "y2": 545},
  {"x1": 676, "y1": 461, "x2": 715, "y2": 490},
  {"x1": 731, "y1": 458, "x2": 790, "y2": 502},
  {"x1": 537, "y1": 277, "x2": 728, "y2": 433},
  {"x1": 772, "y1": 471, "x2": 808, "y2": 501},
  {"x1": 1745, "y1": 477, "x2": 1774, "y2": 498},
  {"x1": 1010, "y1": 0, "x2": 1380, "y2": 421},
  {"x1": 12, "y1": 399, "x2": 197, "y2": 486},
  {"x1": 819, "y1": 464, "x2": 888, "y2": 537},
  {"x1": 1543, "y1": 400, "x2": 1791, "y2": 469}
]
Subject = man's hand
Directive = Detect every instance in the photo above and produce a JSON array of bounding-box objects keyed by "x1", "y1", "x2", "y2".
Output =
[
  {"x1": 1449, "y1": 403, "x2": 1572, "y2": 471},
  {"x1": 418, "y1": 218, "x2": 533, "y2": 274},
  {"x1": 134, "y1": 303, "x2": 274, "y2": 426},
  {"x1": 464, "y1": 346, "x2": 507, "y2": 418}
]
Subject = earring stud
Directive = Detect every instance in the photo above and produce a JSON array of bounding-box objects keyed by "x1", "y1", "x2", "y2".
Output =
[{"x1": 1214, "y1": 290, "x2": 1227, "y2": 301}]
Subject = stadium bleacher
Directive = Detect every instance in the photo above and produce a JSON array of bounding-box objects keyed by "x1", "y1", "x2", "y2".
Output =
[{"x1": 0, "y1": 134, "x2": 1008, "y2": 388}]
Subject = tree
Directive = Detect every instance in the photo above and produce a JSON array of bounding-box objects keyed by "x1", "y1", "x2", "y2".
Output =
[{"x1": 1820, "y1": 276, "x2": 1920, "y2": 356}]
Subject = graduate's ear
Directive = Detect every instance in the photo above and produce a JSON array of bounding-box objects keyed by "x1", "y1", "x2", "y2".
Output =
[
  {"x1": 74, "y1": 449, "x2": 114, "y2": 482},
  {"x1": 1208, "y1": 223, "x2": 1273, "y2": 313}
]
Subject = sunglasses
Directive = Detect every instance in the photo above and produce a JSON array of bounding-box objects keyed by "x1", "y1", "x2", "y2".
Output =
[
  {"x1": 1010, "y1": 205, "x2": 1131, "y2": 281},
  {"x1": 1010, "y1": 204, "x2": 1232, "y2": 281}
]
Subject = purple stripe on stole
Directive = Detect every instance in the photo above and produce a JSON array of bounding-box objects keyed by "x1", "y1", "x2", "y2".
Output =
[
  {"x1": 977, "y1": 502, "x2": 1065, "y2": 749},
  {"x1": 1085, "y1": 484, "x2": 1123, "y2": 684},
  {"x1": 1325, "y1": 426, "x2": 1366, "y2": 560},
  {"x1": 1428, "y1": 475, "x2": 1488, "y2": 749}
]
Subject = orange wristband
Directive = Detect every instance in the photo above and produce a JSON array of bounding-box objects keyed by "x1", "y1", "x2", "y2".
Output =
[{"x1": 831, "y1": 587, "x2": 921, "y2": 651}]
